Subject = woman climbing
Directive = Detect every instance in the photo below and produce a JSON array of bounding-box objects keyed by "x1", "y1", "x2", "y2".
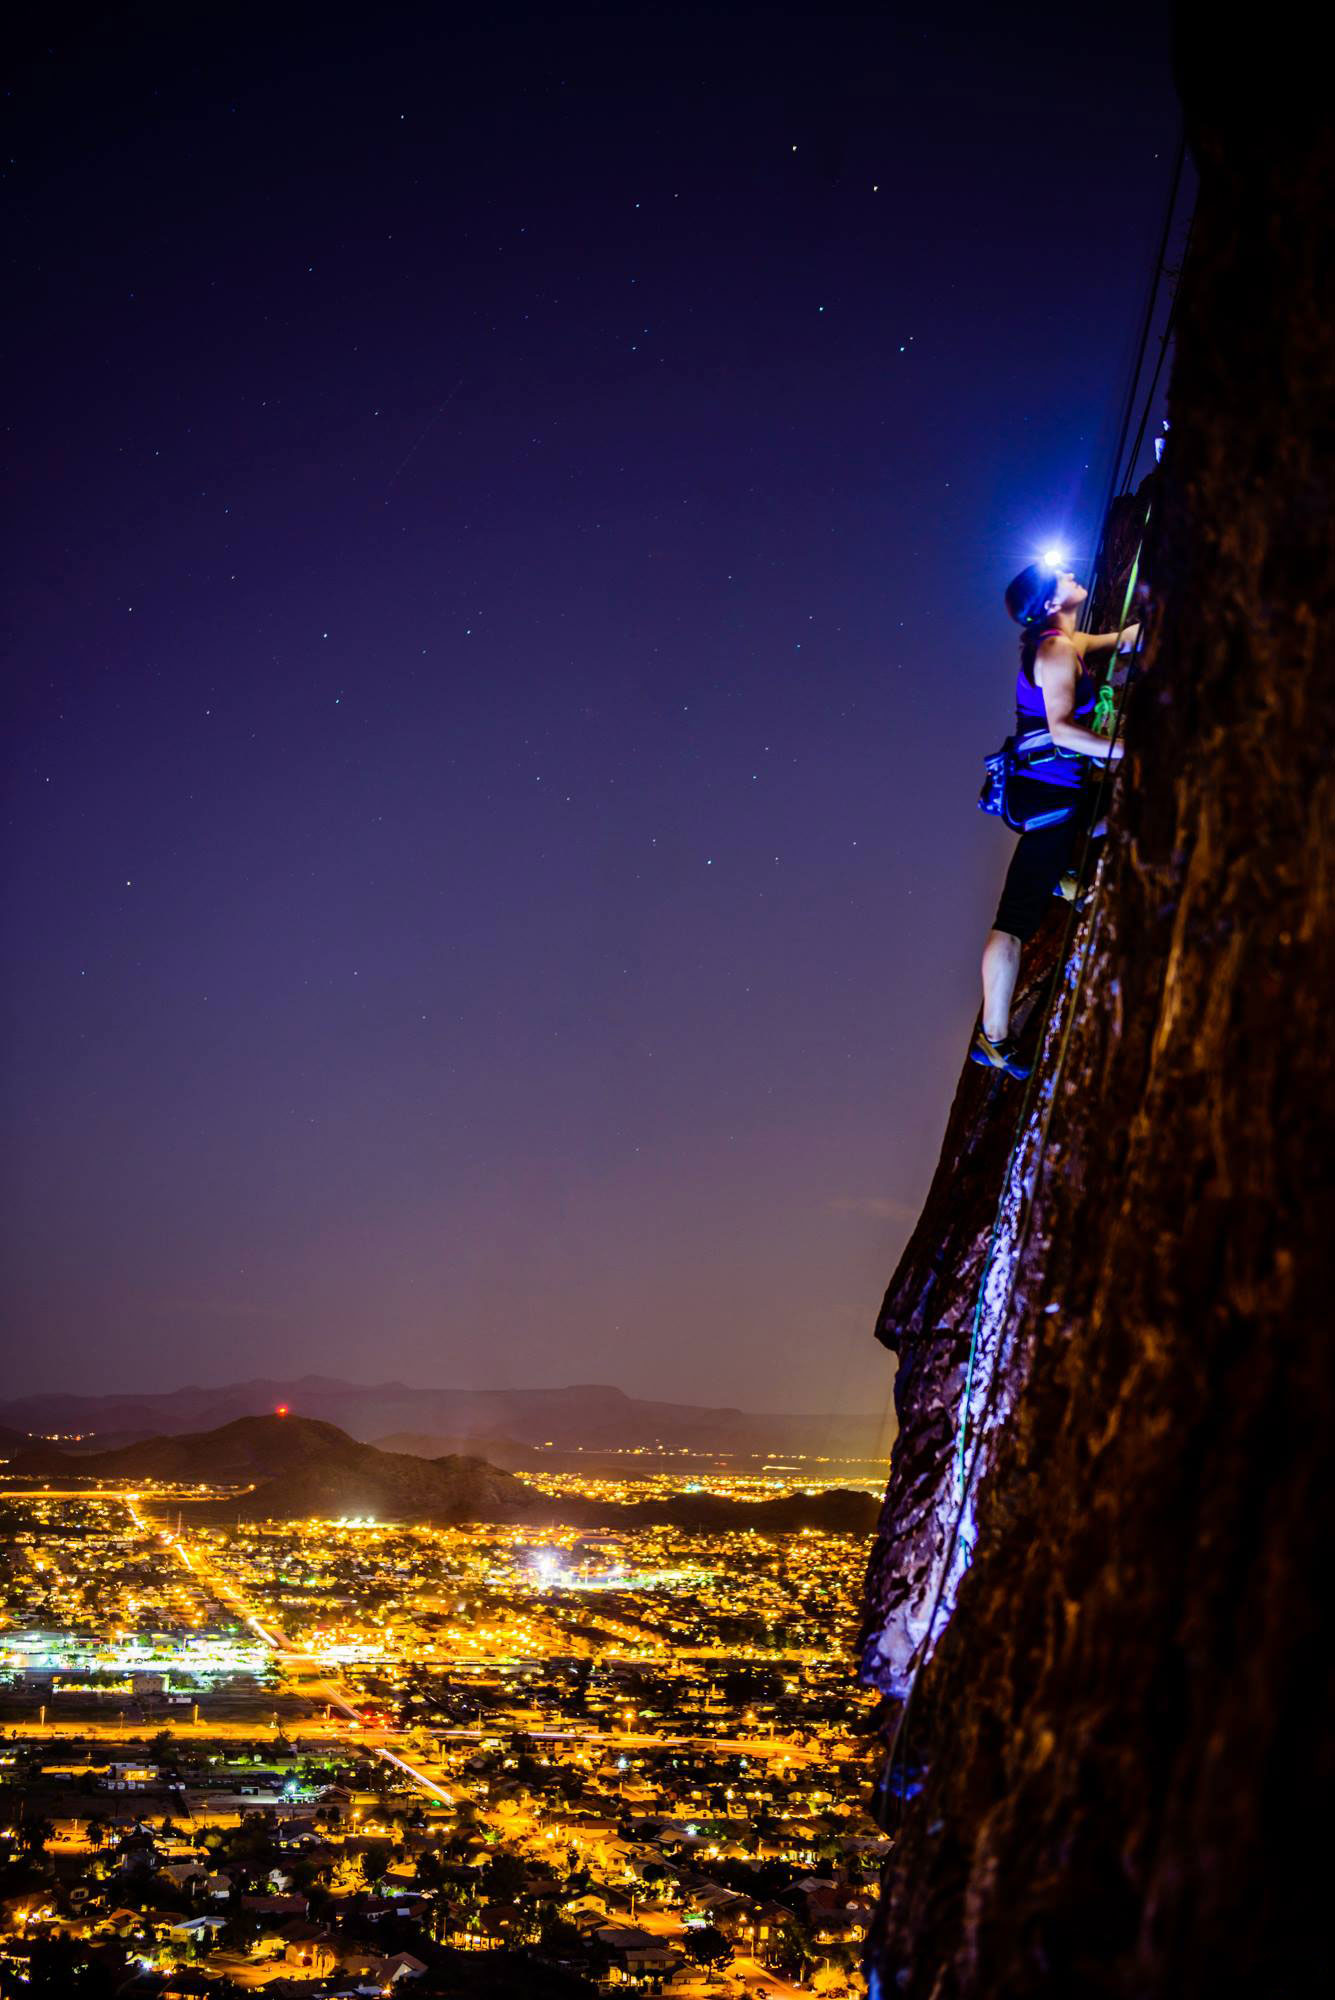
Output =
[{"x1": 972, "y1": 560, "x2": 1138, "y2": 1078}]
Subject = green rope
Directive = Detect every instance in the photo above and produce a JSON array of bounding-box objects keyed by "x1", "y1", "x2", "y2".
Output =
[
  {"x1": 1093, "y1": 543, "x2": 1144, "y2": 735},
  {"x1": 1093, "y1": 683, "x2": 1118, "y2": 736}
]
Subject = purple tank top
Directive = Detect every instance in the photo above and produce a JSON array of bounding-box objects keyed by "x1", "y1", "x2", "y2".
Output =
[{"x1": 1015, "y1": 628, "x2": 1098, "y2": 789}]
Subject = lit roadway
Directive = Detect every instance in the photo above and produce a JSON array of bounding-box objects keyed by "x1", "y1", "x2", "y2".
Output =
[
  {"x1": 130, "y1": 1493, "x2": 818, "y2": 1768},
  {"x1": 7, "y1": 1491, "x2": 838, "y2": 1994},
  {"x1": 123, "y1": 1495, "x2": 456, "y2": 1807},
  {"x1": 7, "y1": 1492, "x2": 820, "y2": 1772},
  {"x1": 0, "y1": 1489, "x2": 160, "y2": 1500}
]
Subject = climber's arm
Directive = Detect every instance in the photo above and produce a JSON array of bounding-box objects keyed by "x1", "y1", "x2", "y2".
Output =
[
  {"x1": 1078, "y1": 621, "x2": 1141, "y2": 656},
  {"x1": 1037, "y1": 638, "x2": 1125, "y2": 761}
]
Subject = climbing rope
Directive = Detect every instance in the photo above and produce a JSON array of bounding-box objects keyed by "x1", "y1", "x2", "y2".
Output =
[{"x1": 1091, "y1": 130, "x2": 1187, "y2": 563}]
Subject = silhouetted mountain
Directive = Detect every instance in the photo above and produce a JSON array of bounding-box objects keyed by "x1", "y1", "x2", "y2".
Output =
[
  {"x1": 197, "y1": 1450, "x2": 537, "y2": 1526},
  {"x1": 378, "y1": 1431, "x2": 549, "y2": 1472},
  {"x1": 12, "y1": 1415, "x2": 540, "y2": 1523},
  {"x1": 10, "y1": 1413, "x2": 369, "y2": 1484},
  {"x1": 0, "y1": 1377, "x2": 893, "y2": 1458},
  {"x1": 15, "y1": 1414, "x2": 876, "y2": 1533}
]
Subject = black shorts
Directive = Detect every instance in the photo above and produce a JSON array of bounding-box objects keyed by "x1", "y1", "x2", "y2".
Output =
[{"x1": 993, "y1": 779, "x2": 1100, "y2": 942}]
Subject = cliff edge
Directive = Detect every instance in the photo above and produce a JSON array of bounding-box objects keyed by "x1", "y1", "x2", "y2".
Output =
[{"x1": 858, "y1": 28, "x2": 1334, "y2": 1998}]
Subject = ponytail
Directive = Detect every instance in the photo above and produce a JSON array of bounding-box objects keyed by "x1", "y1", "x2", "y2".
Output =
[{"x1": 1004, "y1": 562, "x2": 1061, "y2": 685}]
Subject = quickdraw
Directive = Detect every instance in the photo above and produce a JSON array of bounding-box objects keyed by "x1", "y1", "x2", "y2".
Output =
[{"x1": 1093, "y1": 681, "x2": 1118, "y2": 736}]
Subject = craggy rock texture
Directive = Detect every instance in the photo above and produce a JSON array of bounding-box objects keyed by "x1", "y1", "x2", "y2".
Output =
[
  {"x1": 859, "y1": 40, "x2": 1334, "y2": 2000},
  {"x1": 856, "y1": 910, "x2": 1068, "y2": 1708}
]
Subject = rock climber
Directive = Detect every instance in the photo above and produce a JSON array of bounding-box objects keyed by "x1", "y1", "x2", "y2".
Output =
[{"x1": 972, "y1": 559, "x2": 1138, "y2": 1078}]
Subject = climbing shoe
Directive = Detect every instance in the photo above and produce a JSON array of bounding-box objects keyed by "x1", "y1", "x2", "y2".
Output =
[{"x1": 969, "y1": 1026, "x2": 1032, "y2": 1080}]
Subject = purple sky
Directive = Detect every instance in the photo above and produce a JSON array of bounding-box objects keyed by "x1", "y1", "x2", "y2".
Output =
[{"x1": 3, "y1": 4, "x2": 1183, "y2": 1412}]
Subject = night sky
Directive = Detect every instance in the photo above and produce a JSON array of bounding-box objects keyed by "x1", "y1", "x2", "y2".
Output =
[{"x1": 4, "y1": 4, "x2": 1183, "y2": 1412}]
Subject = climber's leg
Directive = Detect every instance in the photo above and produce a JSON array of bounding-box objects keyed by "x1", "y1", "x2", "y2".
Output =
[
  {"x1": 975, "y1": 783, "x2": 1102, "y2": 1074},
  {"x1": 980, "y1": 930, "x2": 1021, "y2": 1042},
  {"x1": 971, "y1": 968, "x2": 1031, "y2": 1080},
  {"x1": 987, "y1": 814, "x2": 1072, "y2": 1019},
  {"x1": 976, "y1": 915, "x2": 1029, "y2": 1075},
  {"x1": 974, "y1": 795, "x2": 1087, "y2": 1072}
]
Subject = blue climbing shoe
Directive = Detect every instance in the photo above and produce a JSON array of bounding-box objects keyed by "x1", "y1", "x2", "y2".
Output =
[{"x1": 970, "y1": 1026, "x2": 1032, "y2": 1079}]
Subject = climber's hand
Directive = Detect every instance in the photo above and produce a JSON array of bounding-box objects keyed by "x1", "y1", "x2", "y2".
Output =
[{"x1": 1116, "y1": 621, "x2": 1141, "y2": 652}]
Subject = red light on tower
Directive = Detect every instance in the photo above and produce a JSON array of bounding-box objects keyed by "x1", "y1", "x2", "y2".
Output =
[{"x1": 275, "y1": 1404, "x2": 289, "y2": 1417}]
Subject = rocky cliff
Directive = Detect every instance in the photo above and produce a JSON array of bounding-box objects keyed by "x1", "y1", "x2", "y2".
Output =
[{"x1": 857, "y1": 28, "x2": 1333, "y2": 1998}]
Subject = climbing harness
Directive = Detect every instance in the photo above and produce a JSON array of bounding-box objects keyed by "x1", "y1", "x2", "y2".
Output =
[{"x1": 977, "y1": 730, "x2": 1082, "y2": 831}]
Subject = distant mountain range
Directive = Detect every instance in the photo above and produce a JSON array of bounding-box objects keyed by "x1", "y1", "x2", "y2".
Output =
[
  {"x1": 5, "y1": 1412, "x2": 879, "y2": 1534},
  {"x1": 7, "y1": 1415, "x2": 538, "y2": 1523},
  {"x1": 0, "y1": 1376, "x2": 893, "y2": 1460}
]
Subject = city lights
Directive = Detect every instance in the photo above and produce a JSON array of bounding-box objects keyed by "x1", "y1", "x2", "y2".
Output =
[{"x1": 0, "y1": 1478, "x2": 883, "y2": 1991}]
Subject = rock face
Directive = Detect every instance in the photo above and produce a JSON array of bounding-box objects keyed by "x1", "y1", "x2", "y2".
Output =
[{"x1": 858, "y1": 38, "x2": 1334, "y2": 2000}]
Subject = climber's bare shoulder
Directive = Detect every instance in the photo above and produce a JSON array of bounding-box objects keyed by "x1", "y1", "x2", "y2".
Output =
[{"x1": 1034, "y1": 633, "x2": 1080, "y2": 690}]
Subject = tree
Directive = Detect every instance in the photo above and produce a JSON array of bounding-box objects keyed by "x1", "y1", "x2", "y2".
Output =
[
  {"x1": 361, "y1": 1839, "x2": 392, "y2": 1888},
  {"x1": 416, "y1": 1854, "x2": 454, "y2": 1942},
  {"x1": 221, "y1": 1904, "x2": 263, "y2": 1954},
  {"x1": 538, "y1": 1905, "x2": 585, "y2": 1956},
  {"x1": 18, "y1": 1814, "x2": 54, "y2": 1858},
  {"x1": 23, "y1": 1937, "x2": 121, "y2": 1998},
  {"x1": 685, "y1": 1925, "x2": 732, "y2": 1968},
  {"x1": 482, "y1": 1850, "x2": 529, "y2": 1902},
  {"x1": 769, "y1": 1912, "x2": 814, "y2": 1978}
]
